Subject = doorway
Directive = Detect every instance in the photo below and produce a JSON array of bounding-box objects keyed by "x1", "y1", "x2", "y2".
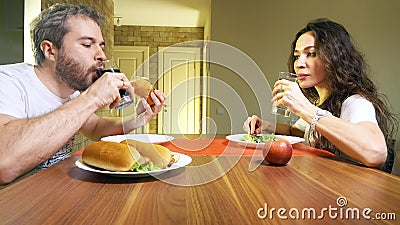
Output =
[
  {"x1": 157, "y1": 47, "x2": 201, "y2": 134},
  {"x1": 113, "y1": 45, "x2": 149, "y2": 133}
]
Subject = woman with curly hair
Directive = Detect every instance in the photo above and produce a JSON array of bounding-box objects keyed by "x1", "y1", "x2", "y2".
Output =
[{"x1": 244, "y1": 18, "x2": 398, "y2": 172}]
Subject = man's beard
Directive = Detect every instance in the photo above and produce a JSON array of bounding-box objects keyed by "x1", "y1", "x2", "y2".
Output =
[{"x1": 55, "y1": 50, "x2": 99, "y2": 92}]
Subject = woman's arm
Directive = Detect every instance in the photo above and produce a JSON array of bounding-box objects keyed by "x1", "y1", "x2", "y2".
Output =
[
  {"x1": 278, "y1": 79, "x2": 387, "y2": 168},
  {"x1": 311, "y1": 116, "x2": 387, "y2": 168}
]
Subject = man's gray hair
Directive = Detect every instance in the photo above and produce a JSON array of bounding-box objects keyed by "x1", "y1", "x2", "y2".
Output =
[{"x1": 30, "y1": 4, "x2": 106, "y2": 65}]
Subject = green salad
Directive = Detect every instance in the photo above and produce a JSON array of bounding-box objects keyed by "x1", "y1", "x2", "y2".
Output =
[{"x1": 240, "y1": 134, "x2": 275, "y2": 143}]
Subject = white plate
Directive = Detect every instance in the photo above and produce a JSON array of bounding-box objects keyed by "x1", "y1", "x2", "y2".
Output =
[
  {"x1": 101, "y1": 134, "x2": 174, "y2": 144},
  {"x1": 75, "y1": 152, "x2": 191, "y2": 177},
  {"x1": 226, "y1": 134, "x2": 305, "y2": 148}
]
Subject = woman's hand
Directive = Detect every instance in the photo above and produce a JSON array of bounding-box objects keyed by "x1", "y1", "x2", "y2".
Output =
[
  {"x1": 243, "y1": 115, "x2": 264, "y2": 135},
  {"x1": 272, "y1": 79, "x2": 315, "y2": 117}
]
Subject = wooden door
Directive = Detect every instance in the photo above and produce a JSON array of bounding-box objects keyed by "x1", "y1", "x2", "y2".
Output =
[
  {"x1": 113, "y1": 46, "x2": 149, "y2": 80},
  {"x1": 157, "y1": 47, "x2": 201, "y2": 134}
]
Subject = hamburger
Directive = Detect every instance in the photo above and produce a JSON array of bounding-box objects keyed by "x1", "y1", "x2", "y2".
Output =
[
  {"x1": 131, "y1": 77, "x2": 155, "y2": 106},
  {"x1": 82, "y1": 140, "x2": 175, "y2": 172}
]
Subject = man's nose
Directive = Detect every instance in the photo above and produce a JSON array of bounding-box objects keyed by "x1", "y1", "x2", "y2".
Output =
[{"x1": 95, "y1": 46, "x2": 106, "y2": 62}]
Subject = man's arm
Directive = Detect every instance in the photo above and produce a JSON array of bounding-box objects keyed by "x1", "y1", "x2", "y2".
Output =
[
  {"x1": 0, "y1": 93, "x2": 98, "y2": 185},
  {"x1": 80, "y1": 90, "x2": 166, "y2": 141}
]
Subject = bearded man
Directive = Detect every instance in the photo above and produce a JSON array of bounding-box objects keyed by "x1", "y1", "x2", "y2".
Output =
[{"x1": 0, "y1": 4, "x2": 166, "y2": 185}]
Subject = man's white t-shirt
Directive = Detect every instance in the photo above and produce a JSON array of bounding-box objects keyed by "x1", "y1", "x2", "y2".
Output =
[
  {"x1": 0, "y1": 63, "x2": 80, "y2": 173},
  {"x1": 294, "y1": 94, "x2": 378, "y2": 161}
]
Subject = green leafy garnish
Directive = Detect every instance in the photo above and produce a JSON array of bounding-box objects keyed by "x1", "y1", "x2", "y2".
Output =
[
  {"x1": 130, "y1": 161, "x2": 161, "y2": 172},
  {"x1": 240, "y1": 134, "x2": 275, "y2": 143}
]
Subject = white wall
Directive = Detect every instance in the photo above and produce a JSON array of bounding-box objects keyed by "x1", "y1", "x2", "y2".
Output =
[
  {"x1": 209, "y1": 0, "x2": 400, "y2": 151},
  {"x1": 23, "y1": 0, "x2": 41, "y2": 65}
]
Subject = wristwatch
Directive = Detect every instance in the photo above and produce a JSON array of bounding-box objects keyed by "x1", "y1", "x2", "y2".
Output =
[{"x1": 310, "y1": 109, "x2": 332, "y2": 131}]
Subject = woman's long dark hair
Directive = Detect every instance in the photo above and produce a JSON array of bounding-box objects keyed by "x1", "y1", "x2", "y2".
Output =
[{"x1": 287, "y1": 18, "x2": 398, "y2": 170}]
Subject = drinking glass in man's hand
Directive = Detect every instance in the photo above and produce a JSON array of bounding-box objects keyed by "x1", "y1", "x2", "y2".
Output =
[
  {"x1": 271, "y1": 72, "x2": 297, "y2": 117},
  {"x1": 97, "y1": 60, "x2": 133, "y2": 110}
]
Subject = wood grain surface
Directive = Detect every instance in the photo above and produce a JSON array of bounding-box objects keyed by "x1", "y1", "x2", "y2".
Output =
[{"x1": 1, "y1": 154, "x2": 399, "y2": 225}]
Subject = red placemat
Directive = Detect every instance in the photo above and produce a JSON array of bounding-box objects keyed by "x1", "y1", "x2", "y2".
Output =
[{"x1": 74, "y1": 138, "x2": 334, "y2": 157}]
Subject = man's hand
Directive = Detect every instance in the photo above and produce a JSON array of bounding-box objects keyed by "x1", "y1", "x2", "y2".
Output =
[
  {"x1": 134, "y1": 89, "x2": 167, "y2": 127},
  {"x1": 84, "y1": 71, "x2": 132, "y2": 110}
]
